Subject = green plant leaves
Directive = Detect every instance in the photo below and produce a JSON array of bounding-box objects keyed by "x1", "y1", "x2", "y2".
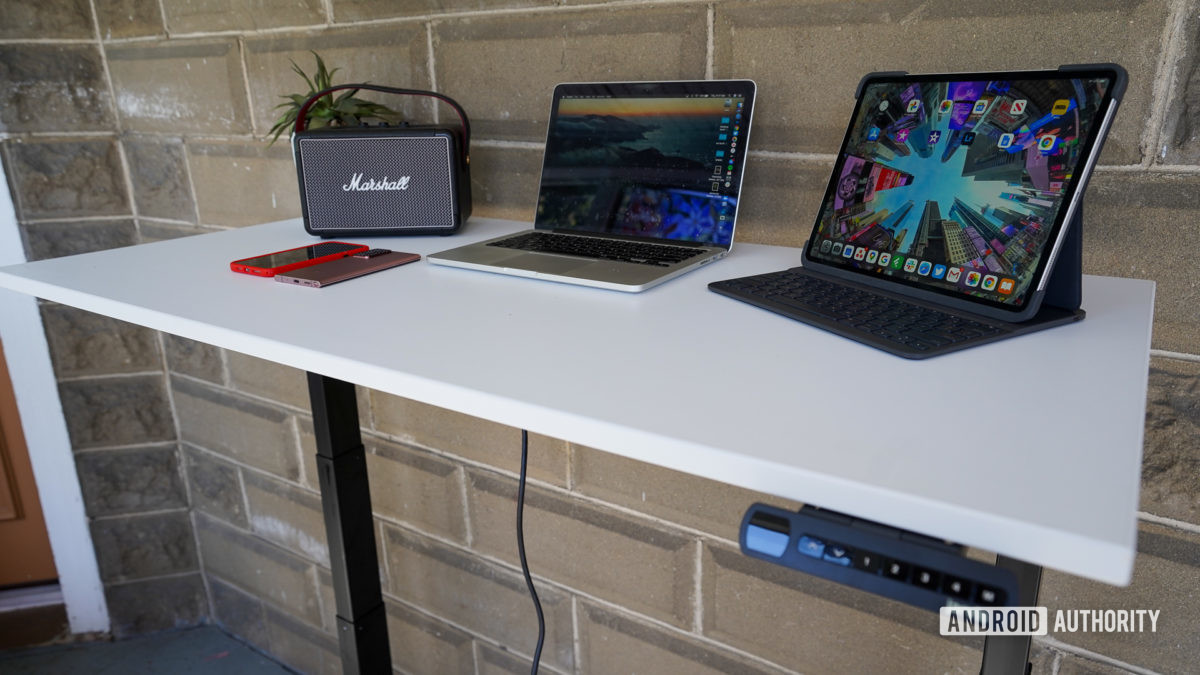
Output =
[{"x1": 266, "y1": 51, "x2": 404, "y2": 146}]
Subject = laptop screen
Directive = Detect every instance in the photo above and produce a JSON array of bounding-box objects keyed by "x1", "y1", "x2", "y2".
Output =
[
  {"x1": 805, "y1": 68, "x2": 1122, "y2": 314},
  {"x1": 535, "y1": 81, "x2": 756, "y2": 248}
]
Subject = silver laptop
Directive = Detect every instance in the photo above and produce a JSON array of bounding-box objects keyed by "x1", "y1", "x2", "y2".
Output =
[{"x1": 428, "y1": 80, "x2": 756, "y2": 292}]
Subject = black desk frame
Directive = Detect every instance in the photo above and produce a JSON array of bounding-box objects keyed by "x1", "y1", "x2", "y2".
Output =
[
  {"x1": 309, "y1": 373, "x2": 390, "y2": 673},
  {"x1": 982, "y1": 557, "x2": 1042, "y2": 675}
]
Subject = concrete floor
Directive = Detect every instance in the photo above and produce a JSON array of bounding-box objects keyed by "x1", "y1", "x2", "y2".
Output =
[{"x1": 0, "y1": 623, "x2": 293, "y2": 675}]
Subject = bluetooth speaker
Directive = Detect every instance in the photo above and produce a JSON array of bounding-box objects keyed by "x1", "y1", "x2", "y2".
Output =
[{"x1": 291, "y1": 84, "x2": 472, "y2": 237}]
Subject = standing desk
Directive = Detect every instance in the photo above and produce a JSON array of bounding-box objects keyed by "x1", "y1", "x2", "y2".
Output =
[{"x1": 0, "y1": 217, "x2": 1155, "y2": 674}]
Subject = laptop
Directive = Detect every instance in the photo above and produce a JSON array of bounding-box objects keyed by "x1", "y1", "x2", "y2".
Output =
[
  {"x1": 428, "y1": 80, "x2": 756, "y2": 292},
  {"x1": 709, "y1": 64, "x2": 1127, "y2": 358}
]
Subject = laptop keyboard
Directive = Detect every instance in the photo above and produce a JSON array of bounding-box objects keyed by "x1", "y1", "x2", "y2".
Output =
[
  {"x1": 488, "y1": 232, "x2": 705, "y2": 267},
  {"x1": 709, "y1": 268, "x2": 1009, "y2": 358}
]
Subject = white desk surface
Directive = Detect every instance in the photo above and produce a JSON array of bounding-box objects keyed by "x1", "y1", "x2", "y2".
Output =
[{"x1": 0, "y1": 217, "x2": 1154, "y2": 585}]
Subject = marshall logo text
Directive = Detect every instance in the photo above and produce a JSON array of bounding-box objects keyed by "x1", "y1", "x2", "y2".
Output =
[{"x1": 343, "y1": 173, "x2": 412, "y2": 191}]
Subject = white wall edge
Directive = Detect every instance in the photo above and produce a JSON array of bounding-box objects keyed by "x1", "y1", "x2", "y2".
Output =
[{"x1": 0, "y1": 163, "x2": 109, "y2": 633}]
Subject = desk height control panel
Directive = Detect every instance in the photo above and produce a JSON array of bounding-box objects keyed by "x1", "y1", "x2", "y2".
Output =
[{"x1": 740, "y1": 504, "x2": 1018, "y2": 612}]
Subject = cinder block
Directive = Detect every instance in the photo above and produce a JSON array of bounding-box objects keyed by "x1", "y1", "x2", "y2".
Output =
[
  {"x1": 1040, "y1": 522, "x2": 1200, "y2": 674},
  {"x1": 476, "y1": 641, "x2": 548, "y2": 675},
  {"x1": 713, "y1": 0, "x2": 1166, "y2": 165},
  {"x1": 369, "y1": 391, "x2": 569, "y2": 486},
  {"x1": 106, "y1": 39, "x2": 250, "y2": 135},
  {"x1": 433, "y1": 8, "x2": 707, "y2": 142},
  {"x1": 1159, "y1": 10, "x2": 1200, "y2": 165},
  {"x1": 701, "y1": 543, "x2": 982, "y2": 672},
  {"x1": 58, "y1": 374, "x2": 175, "y2": 449},
  {"x1": 0, "y1": 0, "x2": 92, "y2": 40},
  {"x1": 40, "y1": 304, "x2": 161, "y2": 377},
  {"x1": 735, "y1": 157, "x2": 833, "y2": 247},
  {"x1": 1083, "y1": 171, "x2": 1200, "y2": 353},
  {"x1": 578, "y1": 601, "x2": 790, "y2": 675},
  {"x1": 160, "y1": 0, "x2": 325, "y2": 34},
  {"x1": 469, "y1": 469, "x2": 695, "y2": 628},
  {"x1": 1051, "y1": 648, "x2": 1132, "y2": 672},
  {"x1": 243, "y1": 26, "x2": 432, "y2": 138},
  {"x1": 21, "y1": 220, "x2": 137, "y2": 262},
  {"x1": 315, "y1": 567, "x2": 336, "y2": 635},
  {"x1": 385, "y1": 600, "x2": 476, "y2": 675},
  {"x1": 90, "y1": 511, "x2": 198, "y2": 582},
  {"x1": 164, "y1": 335, "x2": 225, "y2": 384},
  {"x1": 227, "y1": 352, "x2": 310, "y2": 410},
  {"x1": 1141, "y1": 357, "x2": 1200, "y2": 526},
  {"x1": 466, "y1": 143, "x2": 542, "y2": 222},
  {"x1": 1056, "y1": 651, "x2": 1137, "y2": 675},
  {"x1": 139, "y1": 220, "x2": 222, "y2": 241},
  {"x1": 262, "y1": 604, "x2": 342, "y2": 675},
  {"x1": 187, "y1": 141, "x2": 301, "y2": 228},
  {"x1": 123, "y1": 137, "x2": 196, "y2": 222},
  {"x1": 355, "y1": 386, "x2": 374, "y2": 429},
  {"x1": 209, "y1": 577, "x2": 271, "y2": 653},
  {"x1": 572, "y1": 443, "x2": 802, "y2": 540},
  {"x1": 333, "y1": 0, "x2": 551, "y2": 24},
  {"x1": 244, "y1": 471, "x2": 330, "y2": 566},
  {"x1": 4, "y1": 139, "x2": 129, "y2": 220},
  {"x1": 95, "y1": 0, "x2": 164, "y2": 40},
  {"x1": 137, "y1": 220, "x2": 223, "y2": 243},
  {"x1": 172, "y1": 376, "x2": 301, "y2": 480},
  {"x1": 196, "y1": 514, "x2": 323, "y2": 626},
  {"x1": 0, "y1": 45, "x2": 113, "y2": 133},
  {"x1": 1028, "y1": 642, "x2": 1060, "y2": 675},
  {"x1": 364, "y1": 435, "x2": 468, "y2": 543},
  {"x1": 297, "y1": 417, "x2": 319, "y2": 493},
  {"x1": 75, "y1": 444, "x2": 187, "y2": 518},
  {"x1": 104, "y1": 573, "x2": 207, "y2": 639},
  {"x1": 382, "y1": 524, "x2": 574, "y2": 671},
  {"x1": 183, "y1": 444, "x2": 248, "y2": 527}
]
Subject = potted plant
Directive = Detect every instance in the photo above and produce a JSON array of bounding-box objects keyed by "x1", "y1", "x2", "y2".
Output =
[{"x1": 267, "y1": 51, "x2": 403, "y2": 145}]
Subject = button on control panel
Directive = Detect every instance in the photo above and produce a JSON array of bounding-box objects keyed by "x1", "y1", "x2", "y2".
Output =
[{"x1": 741, "y1": 504, "x2": 1017, "y2": 612}]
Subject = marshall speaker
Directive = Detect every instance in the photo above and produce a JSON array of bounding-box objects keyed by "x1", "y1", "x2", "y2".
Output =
[{"x1": 292, "y1": 84, "x2": 471, "y2": 237}]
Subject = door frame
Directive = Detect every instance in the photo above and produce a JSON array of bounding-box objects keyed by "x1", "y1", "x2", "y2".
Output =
[{"x1": 0, "y1": 160, "x2": 108, "y2": 633}]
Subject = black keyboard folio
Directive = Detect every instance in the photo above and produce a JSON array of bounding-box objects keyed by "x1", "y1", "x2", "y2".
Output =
[{"x1": 710, "y1": 268, "x2": 1081, "y2": 359}]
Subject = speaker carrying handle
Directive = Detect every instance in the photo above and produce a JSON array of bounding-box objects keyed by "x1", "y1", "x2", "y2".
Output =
[{"x1": 293, "y1": 84, "x2": 471, "y2": 167}]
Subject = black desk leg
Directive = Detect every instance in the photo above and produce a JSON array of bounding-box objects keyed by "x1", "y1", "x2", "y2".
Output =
[
  {"x1": 980, "y1": 556, "x2": 1043, "y2": 675},
  {"x1": 307, "y1": 373, "x2": 391, "y2": 674}
]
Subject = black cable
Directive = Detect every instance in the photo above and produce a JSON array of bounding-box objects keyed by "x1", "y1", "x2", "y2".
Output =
[{"x1": 517, "y1": 429, "x2": 545, "y2": 674}]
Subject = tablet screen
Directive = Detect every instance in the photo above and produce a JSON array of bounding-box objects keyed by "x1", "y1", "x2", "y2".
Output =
[{"x1": 806, "y1": 68, "x2": 1121, "y2": 313}]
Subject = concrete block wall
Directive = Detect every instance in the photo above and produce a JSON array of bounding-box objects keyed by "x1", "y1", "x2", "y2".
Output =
[{"x1": 0, "y1": 0, "x2": 1197, "y2": 673}]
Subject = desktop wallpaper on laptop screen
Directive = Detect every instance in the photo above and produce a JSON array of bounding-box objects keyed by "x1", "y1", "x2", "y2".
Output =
[
  {"x1": 536, "y1": 94, "x2": 747, "y2": 246},
  {"x1": 809, "y1": 75, "x2": 1113, "y2": 308}
]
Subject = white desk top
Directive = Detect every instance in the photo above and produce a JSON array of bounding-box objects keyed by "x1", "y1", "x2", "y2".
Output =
[{"x1": 0, "y1": 218, "x2": 1154, "y2": 585}]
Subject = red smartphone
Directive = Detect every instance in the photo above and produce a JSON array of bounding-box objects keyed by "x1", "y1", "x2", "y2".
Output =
[{"x1": 230, "y1": 241, "x2": 368, "y2": 277}]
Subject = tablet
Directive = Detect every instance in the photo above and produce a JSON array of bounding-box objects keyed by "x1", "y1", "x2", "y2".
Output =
[{"x1": 802, "y1": 64, "x2": 1127, "y2": 322}]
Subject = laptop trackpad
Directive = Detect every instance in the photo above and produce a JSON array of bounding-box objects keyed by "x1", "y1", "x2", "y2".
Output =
[{"x1": 506, "y1": 254, "x2": 590, "y2": 275}]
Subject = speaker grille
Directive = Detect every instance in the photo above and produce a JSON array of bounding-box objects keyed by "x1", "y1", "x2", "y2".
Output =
[{"x1": 297, "y1": 134, "x2": 455, "y2": 232}]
